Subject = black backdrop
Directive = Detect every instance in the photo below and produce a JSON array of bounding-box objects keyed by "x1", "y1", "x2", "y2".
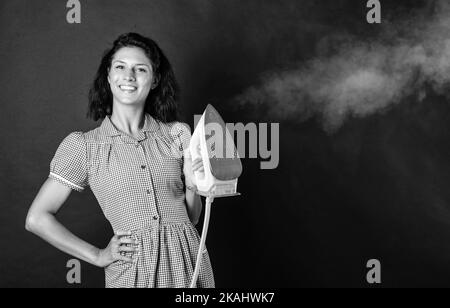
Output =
[{"x1": 2, "y1": 0, "x2": 450, "y2": 287}]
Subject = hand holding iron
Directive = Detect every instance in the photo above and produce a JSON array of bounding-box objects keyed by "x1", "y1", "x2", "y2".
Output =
[{"x1": 183, "y1": 152, "x2": 204, "y2": 188}]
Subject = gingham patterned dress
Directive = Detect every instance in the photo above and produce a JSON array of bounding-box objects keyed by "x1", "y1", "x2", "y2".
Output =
[{"x1": 48, "y1": 113, "x2": 215, "y2": 288}]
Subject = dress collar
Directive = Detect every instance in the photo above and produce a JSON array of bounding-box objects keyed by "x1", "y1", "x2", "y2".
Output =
[{"x1": 100, "y1": 113, "x2": 160, "y2": 137}]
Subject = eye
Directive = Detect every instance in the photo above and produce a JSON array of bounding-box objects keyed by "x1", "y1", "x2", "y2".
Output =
[{"x1": 137, "y1": 68, "x2": 147, "y2": 73}]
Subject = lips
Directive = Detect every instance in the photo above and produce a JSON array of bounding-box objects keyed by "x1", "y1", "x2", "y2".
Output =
[{"x1": 119, "y1": 85, "x2": 137, "y2": 92}]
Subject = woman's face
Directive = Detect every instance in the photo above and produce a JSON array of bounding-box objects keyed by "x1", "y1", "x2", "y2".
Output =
[{"x1": 108, "y1": 46, "x2": 155, "y2": 107}]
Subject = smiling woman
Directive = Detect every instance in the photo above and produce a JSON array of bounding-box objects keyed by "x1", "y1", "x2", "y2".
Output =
[
  {"x1": 88, "y1": 33, "x2": 179, "y2": 123},
  {"x1": 108, "y1": 47, "x2": 154, "y2": 109},
  {"x1": 25, "y1": 33, "x2": 214, "y2": 288}
]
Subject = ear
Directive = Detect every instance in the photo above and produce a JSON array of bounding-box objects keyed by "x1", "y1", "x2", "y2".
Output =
[{"x1": 151, "y1": 75, "x2": 160, "y2": 89}]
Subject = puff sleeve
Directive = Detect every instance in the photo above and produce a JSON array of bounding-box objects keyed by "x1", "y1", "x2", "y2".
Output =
[
  {"x1": 48, "y1": 132, "x2": 89, "y2": 192},
  {"x1": 170, "y1": 122, "x2": 192, "y2": 158}
]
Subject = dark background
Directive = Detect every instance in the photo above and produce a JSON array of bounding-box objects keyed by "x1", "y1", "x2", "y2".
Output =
[{"x1": 2, "y1": 0, "x2": 450, "y2": 287}]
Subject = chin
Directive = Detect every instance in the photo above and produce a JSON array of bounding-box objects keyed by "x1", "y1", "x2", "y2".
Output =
[
  {"x1": 117, "y1": 96, "x2": 145, "y2": 105},
  {"x1": 119, "y1": 100, "x2": 141, "y2": 105}
]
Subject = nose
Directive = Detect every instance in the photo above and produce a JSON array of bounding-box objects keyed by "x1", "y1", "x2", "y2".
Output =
[{"x1": 123, "y1": 69, "x2": 136, "y2": 81}]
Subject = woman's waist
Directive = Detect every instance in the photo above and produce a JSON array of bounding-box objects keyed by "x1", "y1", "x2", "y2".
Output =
[
  {"x1": 110, "y1": 216, "x2": 193, "y2": 233},
  {"x1": 105, "y1": 204, "x2": 190, "y2": 228}
]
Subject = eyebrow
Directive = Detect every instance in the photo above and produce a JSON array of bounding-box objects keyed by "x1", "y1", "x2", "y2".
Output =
[{"x1": 112, "y1": 60, "x2": 151, "y2": 68}]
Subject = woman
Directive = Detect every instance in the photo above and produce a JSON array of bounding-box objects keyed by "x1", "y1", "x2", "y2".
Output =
[{"x1": 25, "y1": 32, "x2": 215, "y2": 288}]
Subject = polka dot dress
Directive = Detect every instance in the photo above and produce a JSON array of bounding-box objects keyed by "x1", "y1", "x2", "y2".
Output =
[{"x1": 48, "y1": 113, "x2": 215, "y2": 288}]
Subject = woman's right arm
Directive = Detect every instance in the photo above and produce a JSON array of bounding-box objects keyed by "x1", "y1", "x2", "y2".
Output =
[{"x1": 25, "y1": 178, "x2": 136, "y2": 267}]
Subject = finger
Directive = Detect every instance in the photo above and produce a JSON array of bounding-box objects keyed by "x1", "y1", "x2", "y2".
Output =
[
  {"x1": 119, "y1": 237, "x2": 137, "y2": 245},
  {"x1": 116, "y1": 255, "x2": 133, "y2": 263},
  {"x1": 192, "y1": 160, "x2": 203, "y2": 168},
  {"x1": 119, "y1": 245, "x2": 138, "y2": 252},
  {"x1": 115, "y1": 230, "x2": 132, "y2": 237},
  {"x1": 193, "y1": 158, "x2": 203, "y2": 165},
  {"x1": 192, "y1": 161, "x2": 203, "y2": 169},
  {"x1": 193, "y1": 165, "x2": 204, "y2": 172}
]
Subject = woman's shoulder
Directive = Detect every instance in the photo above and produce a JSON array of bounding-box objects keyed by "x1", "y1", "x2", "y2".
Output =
[
  {"x1": 79, "y1": 124, "x2": 111, "y2": 144},
  {"x1": 58, "y1": 131, "x2": 85, "y2": 144},
  {"x1": 54, "y1": 131, "x2": 87, "y2": 156},
  {"x1": 159, "y1": 121, "x2": 191, "y2": 138}
]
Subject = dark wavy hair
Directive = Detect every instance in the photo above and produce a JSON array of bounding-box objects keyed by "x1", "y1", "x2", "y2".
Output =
[{"x1": 87, "y1": 32, "x2": 179, "y2": 122}]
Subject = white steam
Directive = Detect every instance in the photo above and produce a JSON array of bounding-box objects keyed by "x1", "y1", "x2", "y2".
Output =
[{"x1": 236, "y1": 1, "x2": 450, "y2": 132}]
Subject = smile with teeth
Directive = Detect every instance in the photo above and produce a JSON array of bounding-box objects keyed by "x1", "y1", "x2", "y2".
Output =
[{"x1": 119, "y1": 85, "x2": 137, "y2": 92}]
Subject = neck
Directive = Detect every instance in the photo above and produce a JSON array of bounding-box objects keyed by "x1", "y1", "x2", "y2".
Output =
[{"x1": 110, "y1": 104, "x2": 145, "y2": 136}]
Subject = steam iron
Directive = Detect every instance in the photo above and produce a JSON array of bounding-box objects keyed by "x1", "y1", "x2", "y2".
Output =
[
  {"x1": 189, "y1": 104, "x2": 242, "y2": 288},
  {"x1": 189, "y1": 104, "x2": 242, "y2": 198}
]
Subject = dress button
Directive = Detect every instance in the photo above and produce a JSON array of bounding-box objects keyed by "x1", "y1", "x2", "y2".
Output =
[
  {"x1": 141, "y1": 165, "x2": 146, "y2": 169},
  {"x1": 153, "y1": 216, "x2": 158, "y2": 220}
]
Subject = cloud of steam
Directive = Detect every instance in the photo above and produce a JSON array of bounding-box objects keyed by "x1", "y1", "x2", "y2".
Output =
[{"x1": 235, "y1": 1, "x2": 450, "y2": 132}]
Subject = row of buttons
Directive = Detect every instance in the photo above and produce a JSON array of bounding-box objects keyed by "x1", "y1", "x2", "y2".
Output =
[
  {"x1": 137, "y1": 145, "x2": 158, "y2": 221},
  {"x1": 141, "y1": 164, "x2": 158, "y2": 221}
]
